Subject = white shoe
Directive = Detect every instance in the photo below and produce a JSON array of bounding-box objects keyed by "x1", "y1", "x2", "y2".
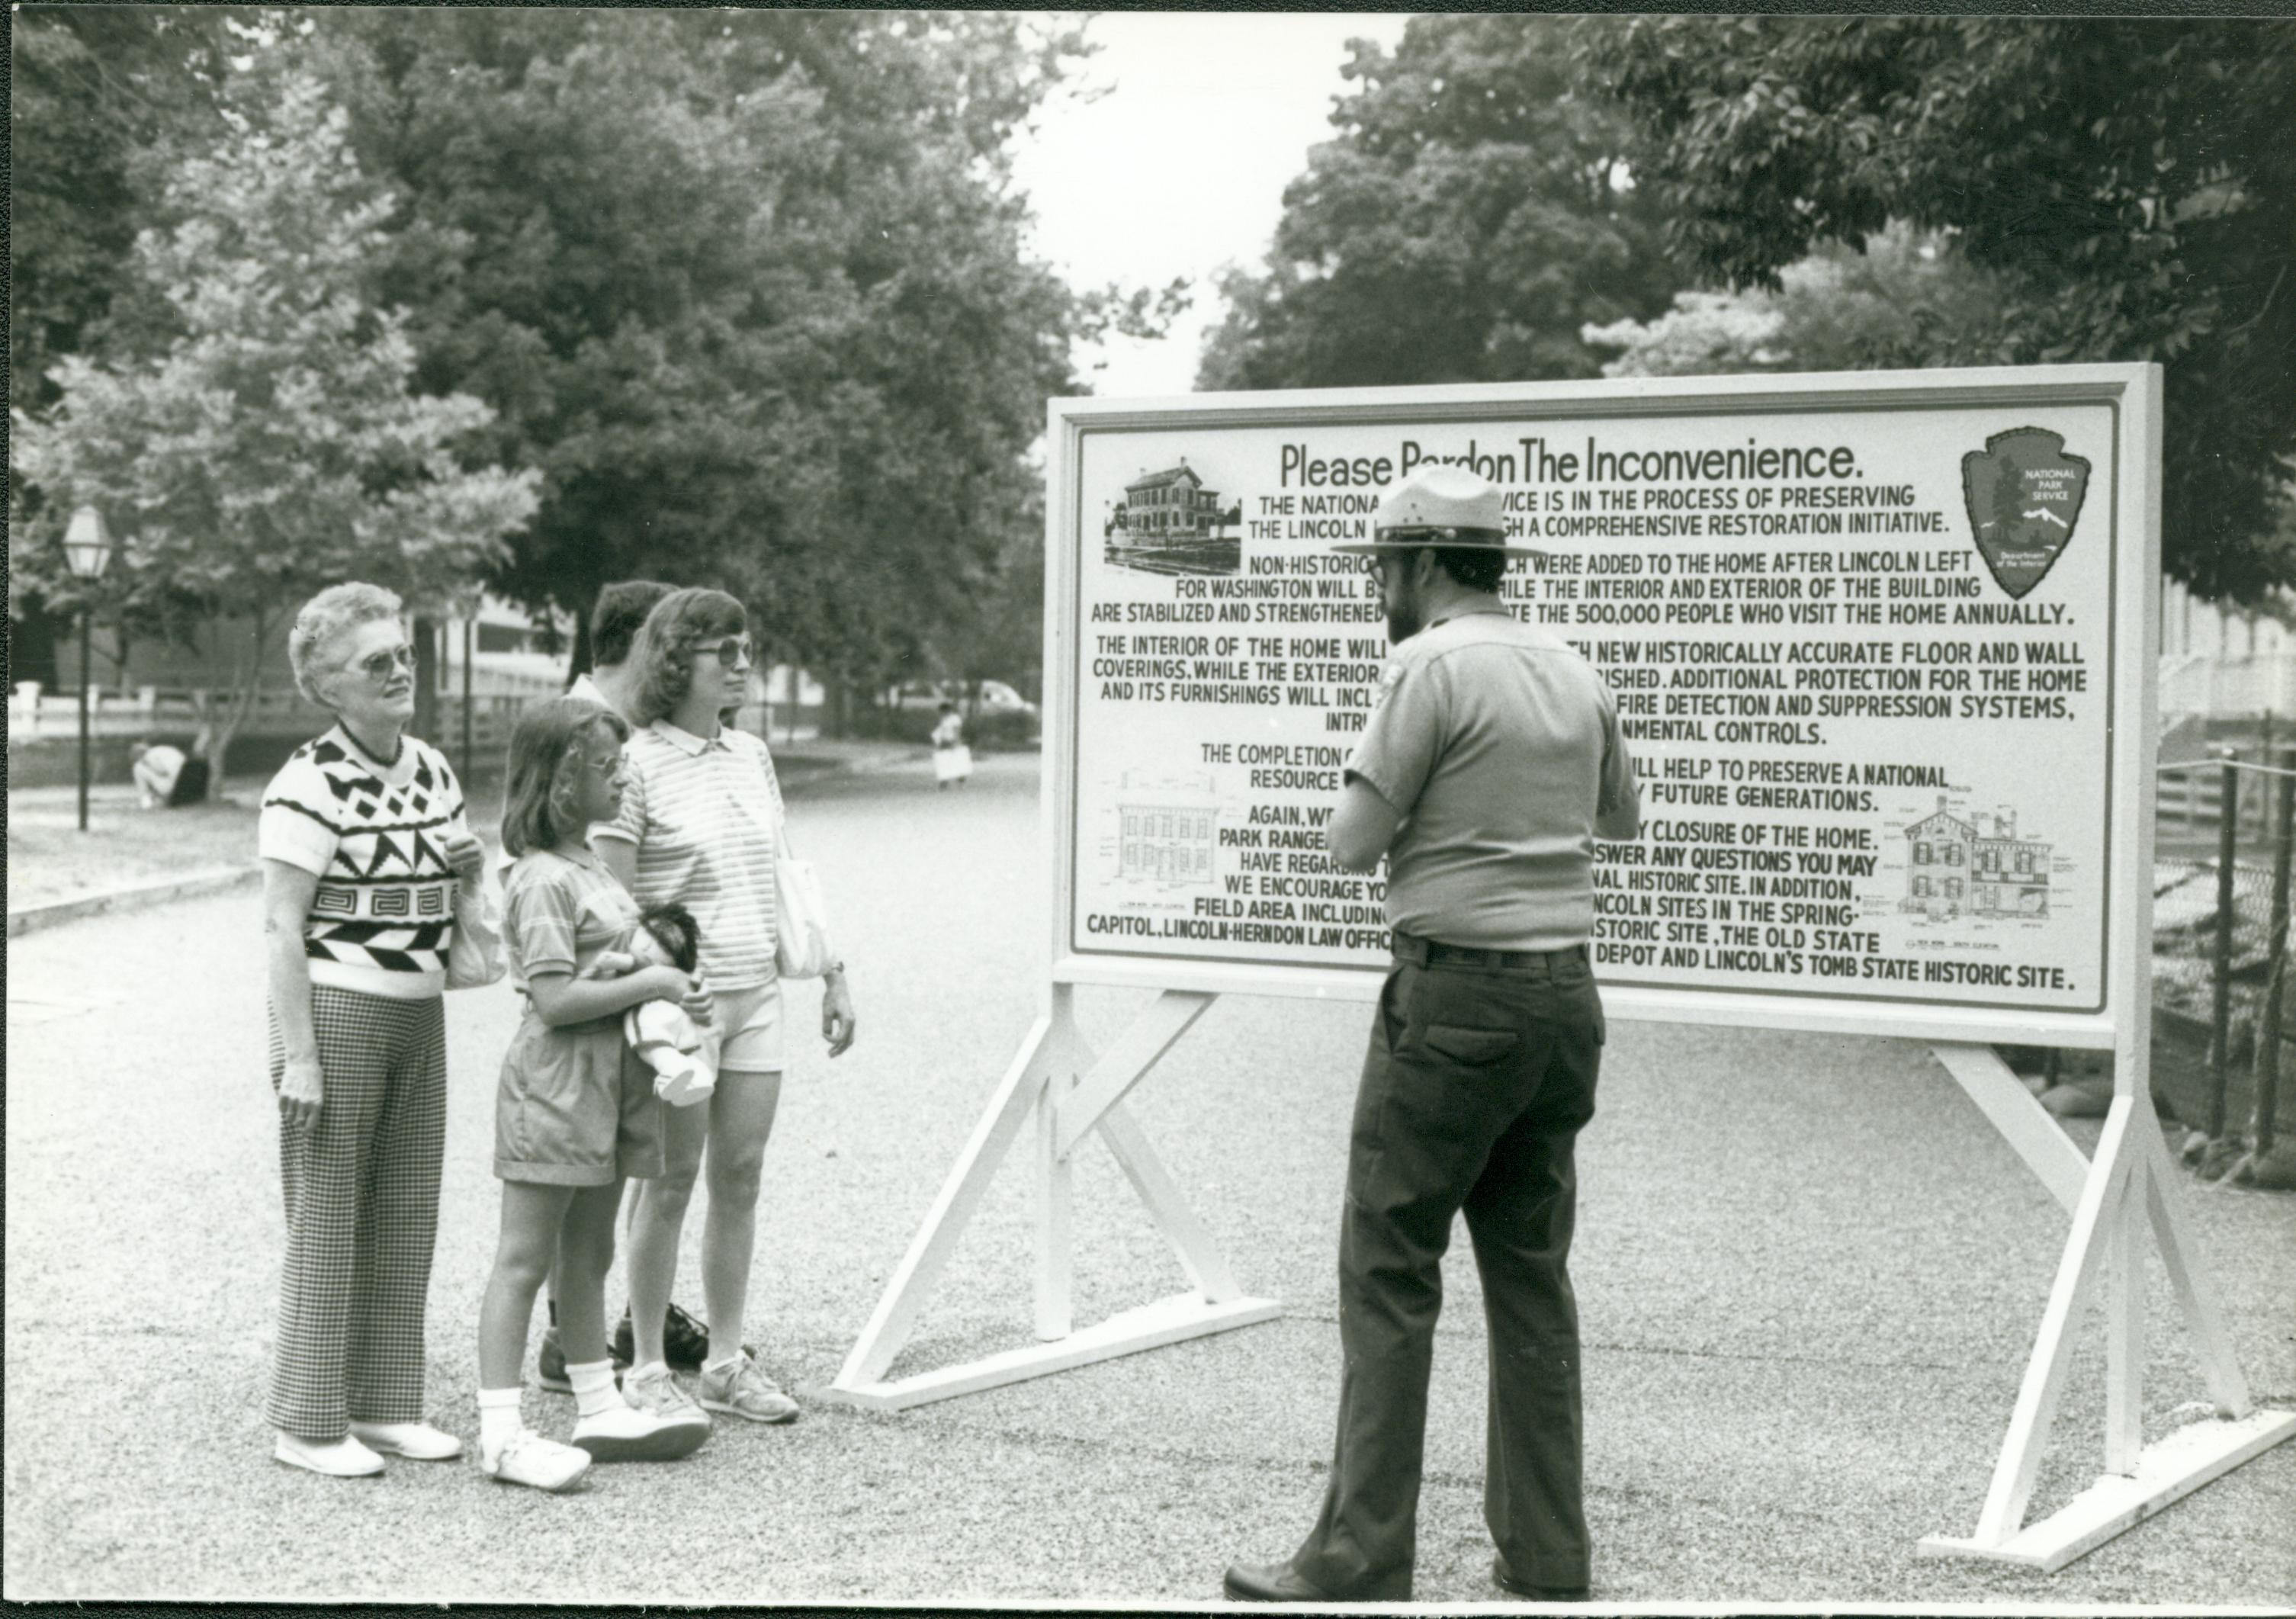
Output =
[
  {"x1": 480, "y1": 1428, "x2": 591, "y2": 1492},
  {"x1": 572, "y1": 1401, "x2": 711, "y2": 1463},
  {"x1": 349, "y1": 1419, "x2": 464, "y2": 1460},
  {"x1": 274, "y1": 1431, "x2": 386, "y2": 1477}
]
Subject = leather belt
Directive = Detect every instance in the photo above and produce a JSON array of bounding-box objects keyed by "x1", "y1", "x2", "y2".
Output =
[{"x1": 1392, "y1": 933, "x2": 1588, "y2": 975}]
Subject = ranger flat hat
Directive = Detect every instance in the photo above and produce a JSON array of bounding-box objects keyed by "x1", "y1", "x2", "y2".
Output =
[{"x1": 1333, "y1": 464, "x2": 1543, "y2": 557}]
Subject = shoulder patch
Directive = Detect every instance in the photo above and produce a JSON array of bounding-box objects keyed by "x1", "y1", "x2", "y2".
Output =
[{"x1": 1376, "y1": 661, "x2": 1409, "y2": 702}]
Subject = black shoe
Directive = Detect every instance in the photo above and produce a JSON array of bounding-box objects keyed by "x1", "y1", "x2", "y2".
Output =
[
  {"x1": 538, "y1": 1325, "x2": 631, "y2": 1396},
  {"x1": 1492, "y1": 1556, "x2": 1588, "y2": 1602},
  {"x1": 1222, "y1": 1560, "x2": 1338, "y2": 1604},
  {"x1": 612, "y1": 1302, "x2": 743, "y2": 1373}
]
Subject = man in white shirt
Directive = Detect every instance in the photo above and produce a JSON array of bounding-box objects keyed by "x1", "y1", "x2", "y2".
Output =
[{"x1": 567, "y1": 580, "x2": 673, "y2": 721}]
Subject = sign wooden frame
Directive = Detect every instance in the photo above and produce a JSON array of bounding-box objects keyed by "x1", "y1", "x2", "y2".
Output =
[{"x1": 824, "y1": 366, "x2": 2293, "y2": 1573}]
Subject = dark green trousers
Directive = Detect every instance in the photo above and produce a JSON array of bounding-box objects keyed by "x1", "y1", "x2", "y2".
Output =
[{"x1": 1292, "y1": 943, "x2": 1604, "y2": 1600}]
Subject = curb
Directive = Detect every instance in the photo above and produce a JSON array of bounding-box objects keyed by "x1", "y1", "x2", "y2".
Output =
[{"x1": 8, "y1": 866, "x2": 262, "y2": 939}]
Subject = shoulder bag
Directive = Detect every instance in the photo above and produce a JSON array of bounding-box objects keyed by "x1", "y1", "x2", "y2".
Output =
[
  {"x1": 446, "y1": 862, "x2": 508, "y2": 991},
  {"x1": 774, "y1": 813, "x2": 836, "y2": 981}
]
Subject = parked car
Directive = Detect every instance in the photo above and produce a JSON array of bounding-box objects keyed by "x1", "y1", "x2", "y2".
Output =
[
  {"x1": 889, "y1": 678, "x2": 1038, "y2": 722},
  {"x1": 972, "y1": 679, "x2": 1038, "y2": 721}
]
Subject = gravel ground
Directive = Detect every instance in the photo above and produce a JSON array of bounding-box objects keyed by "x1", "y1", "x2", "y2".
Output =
[{"x1": 5, "y1": 752, "x2": 2291, "y2": 1605}]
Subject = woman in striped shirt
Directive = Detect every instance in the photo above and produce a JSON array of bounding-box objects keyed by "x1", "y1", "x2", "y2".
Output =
[{"x1": 596, "y1": 587, "x2": 858, "y2": 1425}]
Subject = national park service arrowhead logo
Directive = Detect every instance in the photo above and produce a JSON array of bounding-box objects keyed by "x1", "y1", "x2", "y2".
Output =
[{"x1": 1960, "y1": 428, "x2": 2090, "y2": 599}]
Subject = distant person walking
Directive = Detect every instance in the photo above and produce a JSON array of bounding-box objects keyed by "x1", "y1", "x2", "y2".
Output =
[
  {"x1": 931, "y1": 700, "x2": 971, "y2": 789},
  {"x1": 259, "y1": 583, "x2": 485, "y2": 1477},
  {"x1": 599, "y1": 588, "x2": 858, "y2": 1426},
  {"x1": 1225, "y1": 467, "x2": 1641, "y2": 1602}
]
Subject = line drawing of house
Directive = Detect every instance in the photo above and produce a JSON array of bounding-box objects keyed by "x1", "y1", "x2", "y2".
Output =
[
  {"x1": 1114, "y1": 773, "x2": 1221, "y2": 888},
  {"x1": 1902, "y1": 795, "x2": 2051, "y2": 920}
]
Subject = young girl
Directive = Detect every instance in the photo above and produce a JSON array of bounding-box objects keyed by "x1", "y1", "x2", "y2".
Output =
[{"x1": 477, "y1": 698, "x2": 715, "y2": 1490}]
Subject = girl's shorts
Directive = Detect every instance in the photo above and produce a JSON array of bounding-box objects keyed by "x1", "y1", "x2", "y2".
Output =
[{"x1": 495, "y1": 1010, "x2": 665, "y2": 1186}]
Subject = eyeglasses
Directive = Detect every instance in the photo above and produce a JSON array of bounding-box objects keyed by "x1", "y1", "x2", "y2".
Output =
[
  {"x1": 352, "y1": 644, "x2": 416, "y2": 681},
  {"x1": 581, "y1": 750, "x2": 624, "y2": 779},
  {"x1": 708, "y1": 637, "x2": 753, "y2": 669},
  {"x1": 1369, "y1": 550, "x2": 1440, "y2": 588}
]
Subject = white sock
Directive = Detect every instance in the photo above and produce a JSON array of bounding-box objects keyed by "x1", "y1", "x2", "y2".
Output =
[
  {"x1": 567, "y1": 1359, "x2": 626, "y2": 1419},
  {"x1": 702, "y1": 1350, "x2": 744, "y2": 1376},
  {"x1": 478, "y1": 1387, "x2": 523, "y2": 1456},
  {"x1": 628, "y1": 1358, "x2": 672, "y2": 1383}
]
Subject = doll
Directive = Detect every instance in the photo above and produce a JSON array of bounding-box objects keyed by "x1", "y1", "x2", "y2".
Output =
[{"x1": 585, "y1": 901, "x2": 716, "y2": 1107}]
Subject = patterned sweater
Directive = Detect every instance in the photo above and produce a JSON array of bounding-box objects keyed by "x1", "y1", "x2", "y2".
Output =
[{"x1": 259, "y1": 726, "x2": 468, "y2": 1000}]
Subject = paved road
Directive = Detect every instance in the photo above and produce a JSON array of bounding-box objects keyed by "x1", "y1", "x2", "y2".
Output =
[{"x1": 7, "y1": 752, "x2": 2292, "y2": 1603}]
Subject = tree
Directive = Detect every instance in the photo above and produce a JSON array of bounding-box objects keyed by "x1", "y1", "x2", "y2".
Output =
[
  {"x1": 293, "y1": 9, "x2": 1104, "y2": 704},
  {"x1": 1582, "y1": 223, "x2": 2012, "y2": 377},
  {"x1": 11, "y1": 71, "x2": 541, "y2": 781},
  {"x1": 1582, "y1": 17, "x2": 2296, "y2": 602},
  {"x1": 1199, "y1": 14, "x2": 1682, "y2": 392},
  {"x1": 8, "y1": 6, "x2": 230, "y2": 689}
]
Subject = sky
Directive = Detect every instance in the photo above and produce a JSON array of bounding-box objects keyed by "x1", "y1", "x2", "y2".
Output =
[{"x1": 1008, "y1": 11, "x2": 1413, "y2": 402}]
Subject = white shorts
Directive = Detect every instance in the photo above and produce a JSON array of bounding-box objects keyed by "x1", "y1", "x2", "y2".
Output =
[{"x1": 712, "y1": 980, "x2": 785, "y2": 1074}]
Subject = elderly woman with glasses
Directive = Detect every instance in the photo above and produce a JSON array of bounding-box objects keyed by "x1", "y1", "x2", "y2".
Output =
[
  {"x1": 596, "y1": 586, "x2": 857, "y2": 1428},
  {"x1": 258, "y1": 583, "x2": 486, "y2": 1476}
]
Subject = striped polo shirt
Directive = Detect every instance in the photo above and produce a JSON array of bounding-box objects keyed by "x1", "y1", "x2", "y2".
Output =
[
  {"x1": 592, "y1": 718, "x2": 782, "y2": 991},
  {"x1": 259, "y1": 726, "x2": 468, "y2": 1000}
]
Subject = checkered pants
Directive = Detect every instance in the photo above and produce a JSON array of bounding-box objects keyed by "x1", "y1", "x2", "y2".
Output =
[{"x1": 266, "y1": 985, "x2": 448, "y2": 1440}]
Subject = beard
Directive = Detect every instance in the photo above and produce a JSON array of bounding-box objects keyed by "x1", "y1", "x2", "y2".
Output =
[{"x1": 1386, "y1": 598, "x2": 1423, "y2": 644}]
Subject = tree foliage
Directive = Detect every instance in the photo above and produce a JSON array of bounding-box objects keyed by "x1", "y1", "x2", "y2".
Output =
[
  {"x1": 8, "y1": 7, "x2": 230, "y2": 422},
  {"x1": 1583, "y1": 223, "x2": 2012, "y2": 378},
  {"x1": 291, "y1": 8, "x2": 1093, "y2": 691},
  {"x1": 11, "y1": 71, "x2": 540, "y2": 776},
  {"x1": 8, "y1": 6, "x2": 233, "y2": 687},
  {"x1": 11, "y1": 8, "x2": 1126, "y2": 710},
  {"x1": 1199, "y1": 14, "x2": 1681, "y2": 392},
  {"x1": 1582, "y1": 16, "x2": 2296, "y2": 602}
]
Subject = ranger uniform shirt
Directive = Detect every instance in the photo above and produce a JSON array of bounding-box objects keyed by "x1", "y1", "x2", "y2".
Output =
[
  {"x1": 259, "y1": 726, "x2": 469, "y2": 999},
  {"x1": 1345, "y1": 609, "x2": 1638, "y2": 952}
]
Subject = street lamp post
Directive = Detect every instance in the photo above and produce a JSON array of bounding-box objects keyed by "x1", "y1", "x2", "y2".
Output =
[
  {"x1": 63, "y1": 506, "x2": 116, "y2": 832},
  {"x1": 460, "y1": 599, "x2": 477, "y2": 792}
]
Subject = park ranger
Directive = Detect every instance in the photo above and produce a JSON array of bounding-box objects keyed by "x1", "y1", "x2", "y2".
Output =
[{"x1": 1225, "y1": 464, "x2": 1641, "y2": 1604}]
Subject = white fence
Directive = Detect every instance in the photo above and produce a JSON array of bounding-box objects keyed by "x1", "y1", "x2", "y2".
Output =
[
  {"x1": 6, "y1": 679, "x2": 539, "y2": 744},
  {"x1": 8, "y1": 683, "x2": 332, "y2": 742},
  {"x1": 2160, "y1": 651, "x2": 2296, "y2": 722}
]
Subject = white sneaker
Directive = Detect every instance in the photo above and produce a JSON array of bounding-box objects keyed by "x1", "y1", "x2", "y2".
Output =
[
  {"x1": 693, "y1": 1351, "x2": 800, "y2": 1424},
  {"x1": 348, "y1": 1419, "x2": 464, "y2": 1460},
  {"x1": 274, "y1": 1431, "x2": 386, "y2": 1477},
  {"x1": 572, "y1": 1401, "x2": 711, "y2": 1463},
  {"x1": 480, "y1": 1428, "x2": 591, "y2": 1492}
]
